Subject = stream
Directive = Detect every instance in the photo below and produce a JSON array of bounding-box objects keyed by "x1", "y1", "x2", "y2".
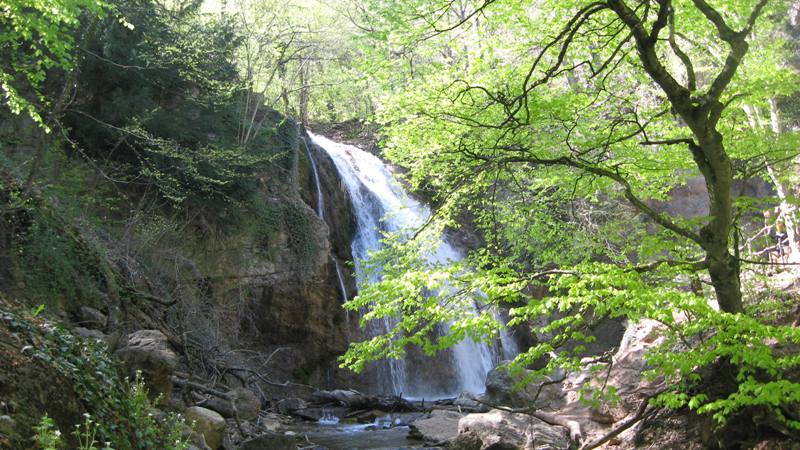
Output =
[{"x1": 288, "y1": 418, "x2": 430, "y2": 450}]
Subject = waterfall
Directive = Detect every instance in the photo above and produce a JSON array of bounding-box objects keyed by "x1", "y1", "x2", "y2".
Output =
[
  {"x1": 303, "y1": 137, "x2": 325, "y2": 219},
  {"x1": 304, "y1": 135, "x2": 351, "y2": 332},
  {"x1": 332, "y1": 255, "x2": 350, "y2": 331},
  {"x1": 308, "y1": 132, "x2": 496, "y2": 398}
]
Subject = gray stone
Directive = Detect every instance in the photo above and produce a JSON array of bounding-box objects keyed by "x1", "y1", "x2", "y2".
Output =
[
  {"x1": 408, "y1": 409, "x2": 464, "y2": 443},
  {"x1": 457, "y1": 409, "x2": 569, "y2": 450},
  {"x1": 256, "y1": 412, "x2": 289, "y2": 433},
  {"x1": 310, "y1": 389, "x2": 363, "y2": 406},
  {"x1": 77, "y1": 306, "x2": 107, "y2": 329},
  {"x1": 186, "y1": 439, "x2": 212, "y2": 450},
  {"x1": 484, "y1": 366, "x2": 564, "y2": 409},
  {"x1": 184, "y1": 406, "x2": 225, "y2": 450},
  {"x1": 454, "y1": 392, "x2": 490, "y2": 413},
  {"x1": 204, "y1": 388, "x2": 261, "y2": 421},
  {"x1": 449, "y1": 430, "x2": 483, "y2": 450},
  {"x1": 275, "y1": 397, "x2": 306, "y2": 415},
  {"x1": 182, "y1": 425, "x2": 212, "y2": 450},
  {"x1": 221, "y1": 434, "x2": 235, "y2": 450},
  {"x1": 114, "y1": 330, "x2": 178, "y2": 398},
  {"x1": 74, "y1": 327, "x2": 106, "y2": 341},
  {"x1": 186, "y1": 445, "x2": 210, "y2": 450},
  {"x1": 230, "y1": 388, "x2": 261, "y2": 420}
]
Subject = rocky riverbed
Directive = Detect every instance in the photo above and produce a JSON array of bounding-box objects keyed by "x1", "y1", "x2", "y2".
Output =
[{"x1": 157, "y1": 319, "x2": 676, "y2": 450}]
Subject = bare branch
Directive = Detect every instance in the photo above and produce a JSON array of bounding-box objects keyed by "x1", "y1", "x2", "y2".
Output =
[
  {"x1": 691, "y1": 0, "x2": 738, "y2": 40},
  {"x1": 667, "y1": 9, "x2": 696, "y2": 91},
  {"x1": 640, "y1": 138, "x2": 695, "y2": 146},
  {"x1": 580, "y1": 396, "x2": 658, "y2": 450}
]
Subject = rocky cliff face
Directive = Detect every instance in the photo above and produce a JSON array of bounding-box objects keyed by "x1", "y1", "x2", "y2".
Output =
[
  {"x1": 178, "y1": 123, "x2": 360, "y2": 389},
  {"x1": 0, "y1": 108, "x2": 376, "y2": 447}
]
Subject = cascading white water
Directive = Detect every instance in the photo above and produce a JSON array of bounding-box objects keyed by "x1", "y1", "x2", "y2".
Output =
[{"x1": 308, "y1": 132, "x2": 496, "y2": 398}]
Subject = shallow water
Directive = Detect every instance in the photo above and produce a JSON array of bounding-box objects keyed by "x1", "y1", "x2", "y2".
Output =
[{"x1": 289, "y1": 422, "x2": 433, "y2": 450}]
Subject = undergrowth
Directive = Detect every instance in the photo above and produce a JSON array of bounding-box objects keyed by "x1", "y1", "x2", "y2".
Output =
[{"x1": 3, "y1": 309, "x2": 189, "y2": 449}]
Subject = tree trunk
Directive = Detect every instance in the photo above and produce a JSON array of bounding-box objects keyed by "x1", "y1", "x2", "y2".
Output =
[
  {"x1": 697, "y1": 132, "x2": 743, "y2": 314},
  {"x1": 279, "y1": 63, "x2": 290, "y2": 116},
  {"x1": 24, "y1": 73, "x2": 74, "y2": 193},
  {"x1": 707, "y1": 250, "x2": 743, "y2": 313}
]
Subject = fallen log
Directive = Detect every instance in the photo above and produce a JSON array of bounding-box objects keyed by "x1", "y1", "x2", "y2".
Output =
[{"x1": 309, "y1": 389, "x2": 418, "y2": 412}]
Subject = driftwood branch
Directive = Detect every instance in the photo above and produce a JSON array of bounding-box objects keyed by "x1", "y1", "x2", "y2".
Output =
[
  {"x1": 171, "y1": 376, "x2": 233, "y2": 400},
  {"x1": 225, "y1": 366, "x2": 317, "y2": 391}
]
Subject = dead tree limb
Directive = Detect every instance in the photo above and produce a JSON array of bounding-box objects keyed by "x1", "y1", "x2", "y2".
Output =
[
  {"x1": 579, "y1": 395, "x2": 658, "y2": 450},
  {"x1": 171, "y1": 376, "x2": 233, "y2": 400}
]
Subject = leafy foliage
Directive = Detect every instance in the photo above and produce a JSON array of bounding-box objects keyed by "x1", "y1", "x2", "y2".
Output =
[
  {"x1": 34, "y1": 414, "x2": 63, "y2": 450},
  {"x1": 228, "y1": 0, "x2": 376, "y2": 127},
  {"x1": 339, "y1": 0, "x2": 800, "y2": 436},
  {"x1": 0, "y1": 0, "x2": 112, "y2": 126},
  {"x1": 6, "y1": 310, "x2": 188, "y2": 449},
  {"x1": 61, "y1": 0, "x2": 290, "y2": 210}
]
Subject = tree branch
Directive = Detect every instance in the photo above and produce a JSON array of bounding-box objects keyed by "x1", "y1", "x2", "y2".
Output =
[
  {"x1": 667, "y1": 9, "x2": 696, "y2": 91},
  {"x1": 606, "y1": 0, "x2": 691, "y2": 110},
  {"x1": 579, "y1": 399, "x2": 656, "y2": 450},
  {"x1": 640, "y1": 138, "x2": 695, "y2": 146}
]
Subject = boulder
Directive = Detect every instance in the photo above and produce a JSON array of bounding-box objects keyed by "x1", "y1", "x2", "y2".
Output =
[
  {"x1": 74, "y1": 327, "x2": 106, "y2": 341},
  {"x1": 184, "y1": 406, "x2": 225, "y2": 450},
  {"x1": 457, "y1": 409, "x2": 570, "y2": 450},
  {"x1": 77, "y1": 306, "x2": 107, "y2": 329},
  {"x1": 256, "y1": 412, "x2": 291, "y2": 433},
  {"x1": 310, "y1": 389, "x2": 363, "y2": 406},
  {"x1": 239, "y1": 433, "x2": 295, "y2": 450},
  {"x1": 186, "y1": 435, "x2": 212, "y2": 450},
  {"x1": 114, "y1": 330, "x2": 178, "y2": 398},
  {"x1": 275, "y1": 397, "x2": 306, "y2": 415},
  {"x1": 181, "y1": 421, "x2": 212, "y2": 450},
  {"x1": 449, "y1": 431, "x2": 484, "y2": 450},
  {"x1": 204, "y1": 388, "x2": 260, "y2": 421},
  {"x1": 408, "y1": 409, "x2": 464, "y2": 443},
  {"x1": 484, "y1": 366, "x2": 564, "y2": 409},
  {"x1": 186, "y1": 445, "x2": 211, "y2": 450}
]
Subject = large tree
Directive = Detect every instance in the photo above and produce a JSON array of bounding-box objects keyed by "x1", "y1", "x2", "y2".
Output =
[{"x1": 342, "y1": 0, "x2": 800, "y2": 434}]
